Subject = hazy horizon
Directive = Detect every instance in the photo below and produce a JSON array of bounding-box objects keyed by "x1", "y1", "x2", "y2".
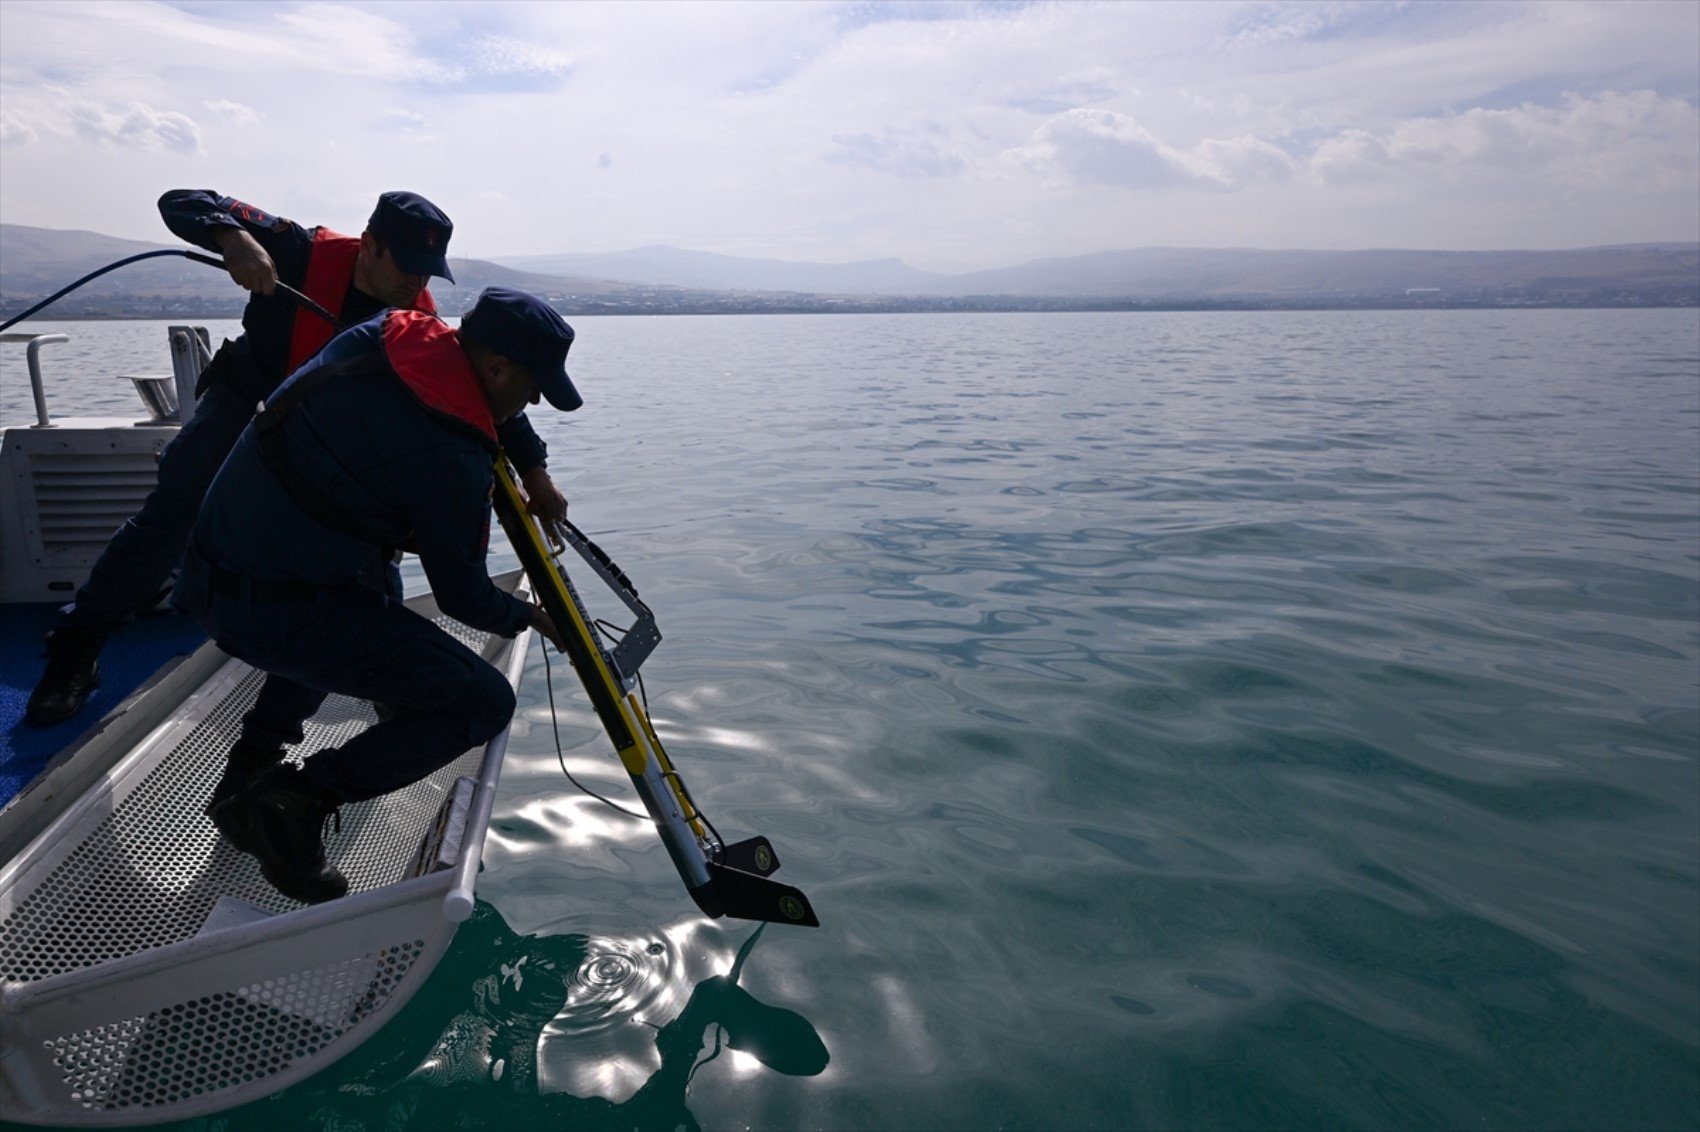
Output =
[
  {"x1": 2, "y1": 2, "x2": 1698, "y2": 273},
  {"x1": 18, "y1": 219, "x2": 1700, "y2": 271}
]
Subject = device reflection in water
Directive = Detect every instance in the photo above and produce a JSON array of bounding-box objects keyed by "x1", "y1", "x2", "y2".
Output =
[{"x1": 537, "y1": 917, "x2": 731, "y2": 1102}]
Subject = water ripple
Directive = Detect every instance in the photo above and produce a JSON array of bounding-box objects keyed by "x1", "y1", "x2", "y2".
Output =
[{"x1": 14, "y1": 311, "x2": 1696, "y2": 1130}]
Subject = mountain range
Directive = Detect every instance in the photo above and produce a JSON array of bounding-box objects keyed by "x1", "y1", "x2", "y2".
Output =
[
  {"x1": 3, "y1": 223, "x2": 1695, "y2": 317},
  {"x1": 495, "y1": 242, "x2": 1700, "y2": 300},
  {"x1": 0, "y1": 225, "x2": 631, "y2": 318}
]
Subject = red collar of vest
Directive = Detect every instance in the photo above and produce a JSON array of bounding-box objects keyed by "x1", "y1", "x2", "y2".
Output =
[
  {"x1": 380, "y1": 310, "x2": 497, "y2": 445},
  {"x1": 286, "y1": 227, "x2": 437, "y2": 374}
]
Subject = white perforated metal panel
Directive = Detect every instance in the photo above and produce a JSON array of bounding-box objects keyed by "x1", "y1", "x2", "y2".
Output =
[
  {"x1": 46, "y1": 939, "x2": 424, "y2": 1113},
  {"x1": 0, "y1": 601, "x2": 526, "y2": 1126},
  {"x1": 2, "y1": 629, "x2": 487, "y2": 985}
]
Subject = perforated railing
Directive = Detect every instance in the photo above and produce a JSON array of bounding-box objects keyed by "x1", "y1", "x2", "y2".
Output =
[
  {"x1": 46, "y1": 940, "x2": 426, "y2": 1113},
  {"x1": 0, "y1": 612, "x2": 513, "y2": 1122},
  {"x1": 1, "y1": 620, "x2": 488, "y2": 984}
]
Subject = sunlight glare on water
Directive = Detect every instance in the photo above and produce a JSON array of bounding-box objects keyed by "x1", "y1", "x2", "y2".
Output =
[{"x1": 3, "y1": 309, "x2": 1695, "y2": 1130}]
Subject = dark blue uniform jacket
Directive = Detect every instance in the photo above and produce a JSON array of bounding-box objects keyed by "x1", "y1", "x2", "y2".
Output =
[
  {"x1": 193, "y1": 315, "x2": 534, "y2": 640},
  {"x1": 159, "y1": 189, "x2": 546, "y2": 473}
]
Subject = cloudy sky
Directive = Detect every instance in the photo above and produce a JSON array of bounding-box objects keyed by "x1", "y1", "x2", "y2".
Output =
[{"x1": 1, "y1": 0, "x2": 1696, "y2": 271}]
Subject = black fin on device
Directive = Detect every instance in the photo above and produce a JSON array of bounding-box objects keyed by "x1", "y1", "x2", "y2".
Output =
[
  {"x1": 722, "y1": 836, "x2": 781, "y2": 876},
  {"x1": 708, "y1": 863, "x2": 820, "y2": 928}
]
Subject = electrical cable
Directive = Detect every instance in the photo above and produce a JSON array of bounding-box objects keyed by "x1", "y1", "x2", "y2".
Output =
[
  {"x1": 588, "y1": 617, "x2": 726, "y2": 848},
  {"x1": 1, "y1": 248, "x2": 336, "y2": 334},
  {"x1": 541, "y1": 610, "x2": 725, "y2": 846},
  {"x1": 539, "y1": 634, "x2": 649, "y2": 821}
]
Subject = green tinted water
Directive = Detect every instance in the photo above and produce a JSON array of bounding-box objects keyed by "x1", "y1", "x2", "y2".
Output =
[{"x1": 5, "y1": 310, "x2": 1695, "y2": 1130}]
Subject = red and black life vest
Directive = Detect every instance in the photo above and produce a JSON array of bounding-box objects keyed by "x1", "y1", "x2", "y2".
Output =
[
  {"x1": 283, "y1": 227, "x2": 439, "y2": 374},
  {"x1": 254, "y1": 309, "x2": 494, "y2": 545},
  {"x1": 380, "y1": 309, "x2": 495, "y2": 444}
]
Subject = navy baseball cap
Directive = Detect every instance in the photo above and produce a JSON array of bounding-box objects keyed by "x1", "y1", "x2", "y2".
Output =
[
  {"x1": 368, "y1": 191, "x2": 455, "y2": 282},
  {"x1": 459, "y1": 287, "x2": 580, "y2": 411}
]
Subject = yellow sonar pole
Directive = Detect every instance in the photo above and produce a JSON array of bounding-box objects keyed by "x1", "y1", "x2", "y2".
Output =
[{"x1": 491, "y1": 459, "x2": 819, "y2": 928}]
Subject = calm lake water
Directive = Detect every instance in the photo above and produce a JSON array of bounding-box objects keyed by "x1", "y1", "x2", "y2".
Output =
[{"x1": 3, "y1": 310, "x2": 1698, "y2": 1130}]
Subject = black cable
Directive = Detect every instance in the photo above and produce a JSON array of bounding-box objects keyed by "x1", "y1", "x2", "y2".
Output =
[
  {"x1": 540, "y1": 636, "x2": 650, "y2": 821},
  {"x1": 584, "y1": 617, "x2": 719, "y2": 842},
  {"x1": 539, "y1": 558, "x2": 724, "y2": 848},
  {"x1": 543, "y1": 618, "x2": 724, "y2": 849},
  {"x1": 2, "y1": 250, "x2": 191, "y2": 332},
  {"x1": 1, "y1": 248, "x2": 336, "y2": 334}
]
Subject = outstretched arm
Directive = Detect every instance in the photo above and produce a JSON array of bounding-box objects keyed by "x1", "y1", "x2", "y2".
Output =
[
  {"x1": 496, "y1": 414, "x2": 566, "y2": 523},
  {"x1": 405, "y1": 449, "x2": 535, "y2": 638},
  {"x1": 158, "y1": 190, "x2": 303, "y2": 296},
  {"x1": 520, "y1": 464, "x2": 568, "y2": 524},
  {"x1": 214, "y1": 228, "x2": 279, "y2": 295}
]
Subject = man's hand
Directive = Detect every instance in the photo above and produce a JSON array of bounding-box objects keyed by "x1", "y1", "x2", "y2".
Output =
[
  {"x1": 531, "y1": 605, "x2": 567, "y2": 651},
  {"x1": 520, "y1": 466, "x2": 568, "y2": 525},
  {"x1": 216, "y1": 228, "x2": 278, "y2": 295}
]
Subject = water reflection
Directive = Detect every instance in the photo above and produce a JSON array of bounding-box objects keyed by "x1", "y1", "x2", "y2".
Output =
[
  {"x1": 37, "y1": 311, "x2": 1700, "y2": 1130},
  {"x1": 207, "y1": 902, "x2": 825, "y2": 1131}
]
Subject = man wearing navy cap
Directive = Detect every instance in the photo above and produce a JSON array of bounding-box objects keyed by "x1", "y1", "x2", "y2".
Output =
[
  {"x1": 26, "y1": 190, "x2": 568, "y2": 727},
  {"x1": 174, "y1": 287, "x2": 579, "y2": 904}
]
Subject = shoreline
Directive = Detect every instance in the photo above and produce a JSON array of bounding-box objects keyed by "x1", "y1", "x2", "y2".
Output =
[{"x1": 4, "y1": 297, "x2": 1696, "y2": 321}]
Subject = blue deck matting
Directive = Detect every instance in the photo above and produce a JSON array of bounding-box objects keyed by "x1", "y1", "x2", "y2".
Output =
[{"x1": 1, "y1": 605, "x2": 205, "y2": 806}]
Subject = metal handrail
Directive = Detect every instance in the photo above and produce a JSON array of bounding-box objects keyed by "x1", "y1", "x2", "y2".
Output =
[
  {"x1": 169, "y1": 324, "x2": 212, "y2": 421},
  {"x1": 4, "y1": 327, "x2": 213, "y2": 429},
  {"x1": 0, "y1": 332, "x2": 70, "y2": 428},
  {"x1": 443, "y1": 632, "x2": 530, "y2": 921}
]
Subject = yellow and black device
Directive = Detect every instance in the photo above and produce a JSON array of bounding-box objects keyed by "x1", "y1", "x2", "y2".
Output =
[{"x1": 491, "y1": 459, "x2": 819, "y2": 928}]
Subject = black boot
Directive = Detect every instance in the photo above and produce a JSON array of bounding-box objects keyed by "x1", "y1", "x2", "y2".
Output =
[
  {"x1": 25, "y1": 627, "x2": 106, "y2": 726},
  {"x1": 209, "y1": 764, "x2": 349, "y2": 904},
  {"x1": 204, "y1": 739, "x2": 286, "y2": 816}
]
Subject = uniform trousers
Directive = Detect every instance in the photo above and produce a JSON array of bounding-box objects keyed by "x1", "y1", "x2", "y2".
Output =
[{"x1": 174, "y1": 547, "x2": 515, "y2": 804}]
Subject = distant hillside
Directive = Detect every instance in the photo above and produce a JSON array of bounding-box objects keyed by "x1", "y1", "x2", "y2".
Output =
[
  {"x1": 925, "y1": 244, "x2": 1700, "y2": 300},
  {"x1": 504, "y1": 241, "x2": 1700, "y2": 301},
  {"x1": 0, "y1": 225, "x2": 170, "y2": 271},
  {"x1": 0, "y1": 227, "x2": 224, "y2": 310},
  {"x1": 4, "y1": 223, "x2": 1696, "y2": 315},
  {"x1": 0, "y1": 224, "x2": 637, "y2": 318},
  {"x1": 496, "y1": 245, "x2": 944, "y2": 294},
  {"x1": 433, "y1": 259, "x2": 635, "y2": 314}
]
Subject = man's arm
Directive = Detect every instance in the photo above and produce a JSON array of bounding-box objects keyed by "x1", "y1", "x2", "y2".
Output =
[
  {"x1": 496, "y1": 412, "x2": 567, "y2": 523},
  {"x1": 402, "y1": 447, "x2": 535, "y2": 638},
  {"x1": 158, "y1": 190, "x2": 306, "y2": 296},
  {"x1": 495, "y1": 412, "x2": 547, "y2": 474},
  {"x1": 520, "y1": 465, "x2": 568, "y2": 524}
]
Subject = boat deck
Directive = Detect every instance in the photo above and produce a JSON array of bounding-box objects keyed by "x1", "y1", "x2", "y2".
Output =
[
  {"x1": 1, "y1": 580, "x2": 529, "y2": 1126},
  {"x1": 1, "y1": 604, "x2": 205, "y2": 807}
]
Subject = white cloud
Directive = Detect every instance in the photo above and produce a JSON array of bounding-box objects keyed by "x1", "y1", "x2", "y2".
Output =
[
  {"x1": 0, "y1": 110, "x2": 38, "y2": 147},
  {"x1": 1017, "y1": 109, "x2": 1295, "y2": 191},
  {"x1": 1310, "y1": 91, "x2": 1700, "y2": 191},
  {"x1": 1308, "y1": 129, "x2": 1391, "y2": 185},
  {"x1": 1200, "y1": 135, "x2": 1298, "y2": 186},
  {"x1": 203, "y1": 99, "x2": 260, "y2": 126},
  {"x1": 826, "y1": 127, "x2": 967, "y2": 179},
  {"x1": 68, "y1": 101, "x2": 202, "y2": 153},
  {"x1": 0, "y1": 1, "x2": 1694, "y2": 265},
  {"x1": 272, "y1": 4, "x2": 456, "y2": 84},
  {"x1": 1016, "y1": 88, "x2": 1697, "y2": 207},
  {"x1": 1221, "y1": 0, "x2": 1363, "y2": 48},
  {"x1": 1019, "y1": 109, "x2": 1208, "y2": 190},
  {"x1": 466, "y1": 35, "x2": 577, "y2": 81},
  {"x1": 376, "y1": 109, "x2": 432, "y2": 136}
]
